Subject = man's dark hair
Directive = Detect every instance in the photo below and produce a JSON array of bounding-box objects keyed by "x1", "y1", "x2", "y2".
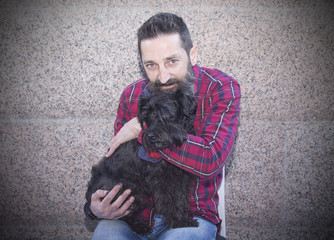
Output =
[{"x1": 137, "y1": 13, "x2": 193, "y2": 58}]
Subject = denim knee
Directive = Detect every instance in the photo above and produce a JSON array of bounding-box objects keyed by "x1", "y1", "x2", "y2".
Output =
[
  {"x1": 92, "y1": 219, "x2": 141, "y2": 240},
  {"x1": 158, "y1": 216, "x2": 217, "y2": 240}
]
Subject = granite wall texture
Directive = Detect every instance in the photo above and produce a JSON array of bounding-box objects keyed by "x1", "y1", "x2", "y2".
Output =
[{"x1": 0, "y1": 0, "x2": 333, "y2": 239}]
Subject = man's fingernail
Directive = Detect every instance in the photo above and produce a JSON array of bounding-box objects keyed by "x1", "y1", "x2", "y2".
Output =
[{"x1": 125, "y1": 189, "x2": 131, "y2": 195}]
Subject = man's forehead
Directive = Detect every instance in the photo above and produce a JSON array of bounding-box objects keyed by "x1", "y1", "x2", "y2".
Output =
[
  {"x1": 142, "y1": 53, "x2": 183, "y2": 64},
  {"x1": 140, "y1": 34, "x2": 187, "y2": 61},
  {"x1": 141, "y1": 33, "x2": 182, "y2": 45}
]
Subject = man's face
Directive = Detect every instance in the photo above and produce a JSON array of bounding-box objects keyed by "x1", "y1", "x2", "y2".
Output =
[{"x1": 140, "y1": 33, "x2": 197, "y2": 93}]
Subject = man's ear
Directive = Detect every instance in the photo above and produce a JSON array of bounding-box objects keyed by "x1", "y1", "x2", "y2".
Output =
[{"x1": 189, "y1": 45, "x2": 198, "y2": 66}]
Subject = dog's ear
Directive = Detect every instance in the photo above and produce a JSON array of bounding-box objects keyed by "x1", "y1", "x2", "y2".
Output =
[
  {"x1": 138, "y1": 94, "x2": 151, "y2": 127},
  {"x1": 176, "y1": 90, "x2": 196, "y2": 118}
]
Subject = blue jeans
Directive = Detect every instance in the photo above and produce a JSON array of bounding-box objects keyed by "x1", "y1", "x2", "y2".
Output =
[{"x1": 91, "y1": 215, "x2": 217, "y2": 240}]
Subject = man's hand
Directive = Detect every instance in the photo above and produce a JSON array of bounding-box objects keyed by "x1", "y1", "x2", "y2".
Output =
[
  {"x1": 90, "y1": 184, "x2": 134, "y2": 220},
  {"x1": 106, "y1": 117, "x2": 141, "y2": 157}
]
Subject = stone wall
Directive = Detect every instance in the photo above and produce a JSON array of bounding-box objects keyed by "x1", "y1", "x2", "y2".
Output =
[{"x1": 0, "y1": 0, "x2": 333, "y2": 239}]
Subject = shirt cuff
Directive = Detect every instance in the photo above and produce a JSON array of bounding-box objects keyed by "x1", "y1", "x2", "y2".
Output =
[
  {"x1": 84, "y1": 202, "x2": 98, "y2": 220},
  {"x1": 147, "y1": 151, "x2": 161, "y2": 159},
  {"x1": 138, "y1": 129, "x2": 143, "y2": 144},
  {"x1": 138, "y1": 146, "x2": 161, "y2": 163}
]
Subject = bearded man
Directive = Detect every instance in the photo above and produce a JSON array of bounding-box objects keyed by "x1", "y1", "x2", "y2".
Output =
[{"x1": 85, "y1": 12, "x2": 241, "y2": 240}]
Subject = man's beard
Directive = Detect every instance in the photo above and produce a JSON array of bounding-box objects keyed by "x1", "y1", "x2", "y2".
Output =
[{"x1": 147, "y1": 64, "x2": 195, "y2": 95}]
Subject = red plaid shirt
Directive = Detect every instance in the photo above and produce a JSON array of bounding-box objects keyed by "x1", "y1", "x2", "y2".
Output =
[{"x1": 114, "y1": 65, "x2": 241, "y2": 228}]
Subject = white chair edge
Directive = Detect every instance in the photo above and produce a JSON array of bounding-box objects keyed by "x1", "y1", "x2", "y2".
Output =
[{"x1": 217, "y1": 166, "x2": 226, "y2": 238}]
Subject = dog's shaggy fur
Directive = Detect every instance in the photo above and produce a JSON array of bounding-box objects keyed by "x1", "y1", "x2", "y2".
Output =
[{"x1": 85, "y1": 90, "x2": 199, "y2": 234}]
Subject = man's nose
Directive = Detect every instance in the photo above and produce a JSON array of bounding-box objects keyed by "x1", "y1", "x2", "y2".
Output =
[{"x1": 158, "y1": 67, "x2": 170, "y2": 84}]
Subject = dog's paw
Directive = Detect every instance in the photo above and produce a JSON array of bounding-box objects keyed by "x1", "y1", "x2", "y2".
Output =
[
  {"x1": 170, "y1": 218, "x2": 199, "y2": 229},
  {"x1": 183, "y1": 218, "x2": 199, "y2": 228},
  {"x1": 129, "y1": 222, "x2": 152, "y2": 235}
]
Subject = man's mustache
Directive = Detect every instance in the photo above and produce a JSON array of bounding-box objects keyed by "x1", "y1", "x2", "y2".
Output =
[{"x1": 154, "y1": 78, "x2": 180, "y2": 87}]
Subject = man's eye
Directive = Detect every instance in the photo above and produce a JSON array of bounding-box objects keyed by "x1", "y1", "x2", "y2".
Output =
[
  {"x1": 145, "y1": 63, "x2": 156, "y2": 69},
  {"x1": 166, "y1": 59, "x2": 179, "y2": 68}
]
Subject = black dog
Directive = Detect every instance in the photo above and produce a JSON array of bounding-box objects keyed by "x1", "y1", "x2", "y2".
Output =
[{"x1": 85, "y1": 90, "x2": 198, "y2": 234}]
